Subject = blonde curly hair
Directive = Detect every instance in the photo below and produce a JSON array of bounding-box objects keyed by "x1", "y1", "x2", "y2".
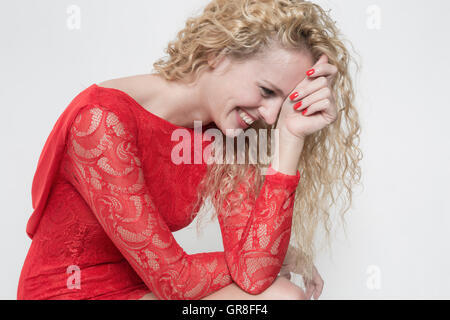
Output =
[{"x1": 152, "y1": 0, "x2": 363, "y2": 283}]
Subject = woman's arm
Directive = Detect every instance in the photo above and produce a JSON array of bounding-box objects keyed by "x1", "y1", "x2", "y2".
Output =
[
  {"x1": 215, "y1": 164, "x2": 301, "y2": 295},
  {"x1": 64, "y1": 104, "x2": 233, "y2": 300},
  {"x1": 271, "y1": 125, "x2": 305, "y2": 176}
]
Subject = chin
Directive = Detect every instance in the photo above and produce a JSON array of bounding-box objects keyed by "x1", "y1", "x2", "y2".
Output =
[
  {"x1": 217, "y1": 125, "x2": 240, "y2": 138},
  {"x1": 226, "y1": 120, "x2": 249, "y2": 137}
]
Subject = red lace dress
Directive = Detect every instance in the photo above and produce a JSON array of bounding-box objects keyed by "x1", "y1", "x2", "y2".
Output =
[{"x1": 17, "y1": 84, "x2": 300, "y2": 300}]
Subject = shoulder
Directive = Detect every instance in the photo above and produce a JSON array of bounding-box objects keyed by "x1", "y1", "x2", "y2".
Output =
[
  {"x1": 71, "y1": 104, "x2": 138, "y2": 143},
  {"x1": 97, "y1": 77, "x2": 130, "y2": 92},
  {"x1": 97, "y1": 74, "x2": 159, "y2": 112}
]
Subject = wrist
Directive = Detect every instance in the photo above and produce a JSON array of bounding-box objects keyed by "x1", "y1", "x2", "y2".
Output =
[
  {"x1": 277, "y1": 126, "x2": 306, "y2": 145},
  {"x1": 271, "y1": 133, "x2": 304, "y2": 176}
]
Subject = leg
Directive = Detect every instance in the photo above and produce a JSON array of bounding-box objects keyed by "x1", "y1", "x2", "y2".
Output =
[
  {"x1": 138, "y1": 292, "x2": 158, "y2": 300},
  {"x1": 203, "y1": 276, "x2": 306, "y2": 300},
  {"x1": 138, "y1": 276, "x2": 306, "y2": 300}
]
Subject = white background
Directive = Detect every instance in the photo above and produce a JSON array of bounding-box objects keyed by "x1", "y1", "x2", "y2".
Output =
[{"x1": 1, "y1": 0, "x2": 449, "y2": 299}]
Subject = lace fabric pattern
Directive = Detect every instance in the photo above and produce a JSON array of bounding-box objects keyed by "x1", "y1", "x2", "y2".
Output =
[
  {"x1": 216, "y1": 170, "x2": 300, "y2": 294},
  {"x1": 18, "y1": 88, "x2": 300, "y2": 300},
  {"x1": 17, "y1": 176, "x2": 150, "y2": 300},
  {"x1": 61, "y1": 105, "x2": 232, "y2": 299}
]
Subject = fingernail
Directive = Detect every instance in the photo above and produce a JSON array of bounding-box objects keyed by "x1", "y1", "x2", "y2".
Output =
[
  {"x1": 302, "y1": 108, "x2": 308, "y2": 115},
  {"x1": 289, "y1": 92, "x2": 299, "y2": 101},
  {"x1": 293, "y1": 101, "x2": 302, "y2": 110},
  {"x1": 306, "y1": 69, "x2": 315, "y2": 76}
]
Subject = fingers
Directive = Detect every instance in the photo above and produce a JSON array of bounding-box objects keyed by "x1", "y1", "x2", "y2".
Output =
[
  {"x1": 305, "y1": 280, "x2": 314, "y2": 300},
  {"x1": 314, "y1": 279, "x2": 324, "y2": 300},
  {"x1": 288, "y1": 57, "x2": 337, "y2": 108},
  {"x1": 291, "y1": 76, "x2": 328, "y2": 103},
  {"x1": 307, "y1": 63, "x2": 338, "y2": 80},
  {"x1": 301, "y1": 98, "x2": 331, "y2": 117},
  {"x1": 288, "y1": 54, "x2": 335, "y2": 99},
  {"x1": 312, "y1": 267, "x2": 324, "y2": 300},
  {"x1": 293, "y1": 85, "x2": 332, "y2": 113},
  {"x1": 290, "y1": 76, "x2": 336, "y2": 111}
]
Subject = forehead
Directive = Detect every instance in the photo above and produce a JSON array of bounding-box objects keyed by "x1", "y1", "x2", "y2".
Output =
[{"x1": 251, "y1": 45, "x2": 314, "y2": 89}]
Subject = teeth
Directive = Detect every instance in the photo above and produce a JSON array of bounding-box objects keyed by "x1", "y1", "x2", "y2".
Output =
[{"x1": 239, "y1": 109, "x2": 255, "y2": 125}]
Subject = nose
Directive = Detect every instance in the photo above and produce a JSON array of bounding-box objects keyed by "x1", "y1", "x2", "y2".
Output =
[{"x1": 258, "y1": 102, "x2": 282, "y2": 126}]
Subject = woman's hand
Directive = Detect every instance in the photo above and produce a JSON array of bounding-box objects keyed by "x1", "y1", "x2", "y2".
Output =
[
  {"x1": 279, "y1": 245, "x2": 324, "y2": 300},
  {"x1": 304, "y1": 265, "x2": 324, "y2": 300},
  {"x1": 276, "y1": 54, "x2": 339, "y2": 141}
]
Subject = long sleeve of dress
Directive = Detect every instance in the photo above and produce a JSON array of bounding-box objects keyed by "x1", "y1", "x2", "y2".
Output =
[
  {"x1": 215, "y1": 166, "x2": 300, "y2": 294},
  {"x1": 64, "y1": 104, "x2": 300, "y2": 299}
]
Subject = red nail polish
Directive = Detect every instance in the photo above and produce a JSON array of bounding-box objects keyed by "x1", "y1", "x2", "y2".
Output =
[
  {"x1": 293, "y1": 101, "x2": 302, "y2": 110},
  {"x1": 306, "y1": 69, "x2": 315, "y2": 76},
  {"x1": 290, "y1": 92, "x2": 299, "y2": 101},
  {"x1": 302, "y1": 108, "x2": 308, "y2": 115}
]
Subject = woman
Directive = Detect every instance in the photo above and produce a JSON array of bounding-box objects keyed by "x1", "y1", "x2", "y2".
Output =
[{"x1": 17, "y1": 0, "x2": 361, "y2": 300}]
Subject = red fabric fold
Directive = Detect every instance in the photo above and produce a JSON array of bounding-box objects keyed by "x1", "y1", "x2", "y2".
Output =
[{"x1": 27, "y1": 84, "x2": 98, "y2": 239}]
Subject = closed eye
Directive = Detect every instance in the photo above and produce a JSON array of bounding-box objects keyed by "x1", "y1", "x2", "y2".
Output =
[{"x1": 260, "y1": 87, "x2": 275, "y2": 97}]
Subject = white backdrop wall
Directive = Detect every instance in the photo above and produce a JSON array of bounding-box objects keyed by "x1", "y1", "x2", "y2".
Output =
[{"x1": 1, "y1": 0, "x2": 449, "y2": 299}]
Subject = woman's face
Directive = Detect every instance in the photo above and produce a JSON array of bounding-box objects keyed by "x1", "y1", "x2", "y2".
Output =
[{"x1": 203, "y1": 44, "x2": 315, "y2": 136}]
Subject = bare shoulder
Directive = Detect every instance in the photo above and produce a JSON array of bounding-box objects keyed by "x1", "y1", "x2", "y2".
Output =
[
  {"x1": 97, "y1": 74, "x2": 160, "y2": 110},
  {"x1": 97, "y1": 74, "x2": 147, "y2": 97}
]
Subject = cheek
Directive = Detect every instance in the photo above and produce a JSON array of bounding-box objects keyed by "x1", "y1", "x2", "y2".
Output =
[
  {"x1": 231, "y1": 88, "x2": 261, "y2": 109},
  {"x1": 211, "y1": 82, "x2": 260, "y2": 122}
]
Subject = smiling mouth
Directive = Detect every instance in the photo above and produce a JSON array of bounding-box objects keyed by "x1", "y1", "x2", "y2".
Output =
[{"x1": 238, "y1": 107, "x2": 256, "y2": 126}]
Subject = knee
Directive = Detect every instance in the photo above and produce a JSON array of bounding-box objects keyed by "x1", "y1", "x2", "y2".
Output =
[
  {"x1": 263, "y1": 276, "x2": 307, "y2": 300},
  {"x1": 138, "y1": 292, "x2": 158, "y2": 300}
]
